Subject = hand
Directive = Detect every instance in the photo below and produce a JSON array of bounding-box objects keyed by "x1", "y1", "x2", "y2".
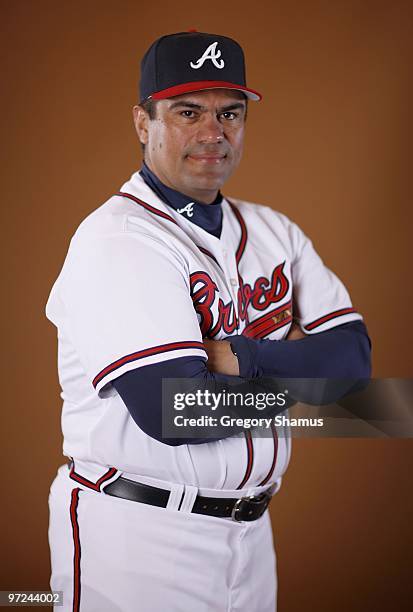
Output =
[
  {"x1": 286, "y1": 322, "x2": 306, "y2": 341},
  {"x1": 203, "y1": 339, "x2": 240, "y2": 376}
]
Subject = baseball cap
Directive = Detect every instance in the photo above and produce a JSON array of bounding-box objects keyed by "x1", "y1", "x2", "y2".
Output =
[{"x1": 139, "y1": 31, "x2": 262, "y2": 103}]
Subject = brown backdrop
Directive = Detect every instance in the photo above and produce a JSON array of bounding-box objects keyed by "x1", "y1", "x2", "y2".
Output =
[{"x1": 1, "y1": 1, "x2": 412, "y2": 610}]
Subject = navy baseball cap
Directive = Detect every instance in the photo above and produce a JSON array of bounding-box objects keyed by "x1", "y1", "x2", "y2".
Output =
[{"x1": 139, "y1": 31, "x2": 262, "y2": 103}]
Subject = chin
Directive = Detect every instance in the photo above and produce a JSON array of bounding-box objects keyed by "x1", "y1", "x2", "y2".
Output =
[
  {"x1": 191, "y1": 170, "x2": 230, "y2": 190},
  {"x1": 195, "y1": 180, "x2": 225, "y2": 195}
]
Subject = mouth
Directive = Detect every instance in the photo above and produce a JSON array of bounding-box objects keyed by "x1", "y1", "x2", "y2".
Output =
[{"x1": 186, "y1": 153, "x2": 227, "y2": 164}]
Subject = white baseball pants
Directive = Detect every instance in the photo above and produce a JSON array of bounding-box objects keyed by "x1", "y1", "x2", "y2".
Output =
[{"x1": 48, "y1": 464, "x2": 277, "y2": 611}]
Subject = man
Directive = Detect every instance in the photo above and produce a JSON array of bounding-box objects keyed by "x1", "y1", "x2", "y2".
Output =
[{"x1": 46, "y1": 31, "x2": 370, "y2": 612}]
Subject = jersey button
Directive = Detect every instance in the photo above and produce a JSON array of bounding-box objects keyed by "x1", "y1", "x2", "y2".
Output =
[
  {"x1": 230, "y1": 278, "x2": 237, "y2": 286},
  {"x1": 222, "y1": 249, "x2": 228, "y2": 257}
]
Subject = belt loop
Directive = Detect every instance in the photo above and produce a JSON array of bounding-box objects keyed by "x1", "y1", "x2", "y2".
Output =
[
  {"x1": 178, "y1": 485, "x2": 198, "y2": 514},
  {"x1": 165, "y1": 483, "x2": 185, "y2": 511}
]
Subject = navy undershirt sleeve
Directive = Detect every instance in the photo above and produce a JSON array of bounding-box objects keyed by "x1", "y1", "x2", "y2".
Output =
[
  {"x1": 229, "y1": 320, "x2": 372, "y2": 404},
  {"x1": 112, "y1": 358, "x2": 273, "y2": 446},
  {"x1": 229, "y1": 321, "x2": 371, "y2": 379},
  {"x1": 113, "y1": 322, "x2": 371, "y2": 446}
]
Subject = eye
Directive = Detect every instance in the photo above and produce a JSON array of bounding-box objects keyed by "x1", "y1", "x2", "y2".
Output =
[
  {"x1": 220, "y1": 111, "x2": 238, "y2": 121},
  {"x1": 181, "y1": 110, "x2": 196, "y2": 118}
]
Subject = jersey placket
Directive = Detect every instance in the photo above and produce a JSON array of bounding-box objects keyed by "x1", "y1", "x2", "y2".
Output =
[
  {"x1": 219, "y1": 201, "x2": 245, "y2": 330},
  {"x1": 220, "y1": 245, "x2": 240, "y2": 326},
  {"x1": 168, "y1": 203, "x2": 241, "y2": 335}
]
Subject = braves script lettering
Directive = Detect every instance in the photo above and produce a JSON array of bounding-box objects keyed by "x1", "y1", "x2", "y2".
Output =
[{"x1": 190, "y1": 262, "x2": 290, "y2": 337}]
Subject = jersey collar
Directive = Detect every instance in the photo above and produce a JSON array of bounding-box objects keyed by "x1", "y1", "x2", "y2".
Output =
[{"x1": 139, "y1": 162, "x2": 223, "y2": 239}]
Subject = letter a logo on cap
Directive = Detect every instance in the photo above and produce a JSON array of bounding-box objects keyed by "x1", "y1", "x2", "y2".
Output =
[{"x1": 190, "y1": 42, "x2": 225, "y2": 69}]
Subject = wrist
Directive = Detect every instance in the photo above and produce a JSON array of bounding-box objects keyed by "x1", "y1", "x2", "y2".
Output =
[{"x1": 228, "y1": 335, "x2": 261, "y2": 378}]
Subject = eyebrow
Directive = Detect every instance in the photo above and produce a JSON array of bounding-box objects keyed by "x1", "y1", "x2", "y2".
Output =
[{"x1": 168, "y1": 100, "x2": 246, "y2": 113}]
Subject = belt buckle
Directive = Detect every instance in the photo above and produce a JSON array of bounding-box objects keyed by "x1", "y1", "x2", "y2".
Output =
[{"x1": 231, "y1": 483, "x2": 276, "y2": 522}]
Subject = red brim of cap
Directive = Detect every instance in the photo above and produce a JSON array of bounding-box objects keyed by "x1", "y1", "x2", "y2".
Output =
[{"x1": 151, "y1": 80, "x2": 262, "y2": 101}]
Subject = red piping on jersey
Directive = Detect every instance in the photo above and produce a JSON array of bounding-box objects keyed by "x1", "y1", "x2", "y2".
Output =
[
  {"x1": 197, "y1": 245, "x2": 220, "y2": 267},
  {"x1": 245, "y1": 312, "x2": 292, "y2": 339},
  {"x1": 116, "y1": 192, "x2": 223, "y2": 271},
  {"x1": 69, "y1": 463, "x2": 118, "y2": 491},
  {"x1": 243, "y1": 301, "x2": 293, "y2": 339},
  {"x1": 304, "y1": 307, "x2": 357, "y2": 331},
  {"x1": 258, "y1": 424, "x2": 278, "y2": 486},
  {"x1": 93, "y1": 340, "x2": 206, "y2": 389},
  {"x1": 249, "y1": 316, "x2": 292, "y2": 339},
  {"x1": 227, "y1": 201, "x2": 248, "y2": 264},
  {"x1": 116, "y1": 191, "x2": 179, "y2": 225},
  {"x1": 70, "y1": 488, "x2": 81, "y2": 612},
  {"x1": 243, "y1": 301, "x2": 292, "y2": 336},
  {"x1": 236, "y1": 430, "x2": 254, "y2": 490}
]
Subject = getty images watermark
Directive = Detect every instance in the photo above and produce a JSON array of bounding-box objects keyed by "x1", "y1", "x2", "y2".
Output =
[
  {"x1": 173, "y1": 389, "x2": 288, "y2": 411},
  {"x1": 162, "y1": 378, "x2": 413, "y2": 439},
  {"x1": 172, "y1": 389, "x2": 324, "y2": 429}
]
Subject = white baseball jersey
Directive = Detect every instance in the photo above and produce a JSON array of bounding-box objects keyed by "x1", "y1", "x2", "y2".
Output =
[{"x1": 45, "y1": 170, "x2": 362, "y2": 491}]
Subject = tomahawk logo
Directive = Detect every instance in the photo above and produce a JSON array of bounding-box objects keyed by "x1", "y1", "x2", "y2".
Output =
[
  {"x1": 177, "y1": 202, "x2": 195, "y2": 217},
  {"x1": 190, "y1": 42, "x2": 225, "y2": 70}
]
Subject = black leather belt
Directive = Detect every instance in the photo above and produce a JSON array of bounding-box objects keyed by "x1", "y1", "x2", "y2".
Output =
[{"x1": 103, "y1": 476, "x2": 275, "y2": 522}]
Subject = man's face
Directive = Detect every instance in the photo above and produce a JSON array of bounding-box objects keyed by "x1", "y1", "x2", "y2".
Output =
[{"x1": 134, "y1": 89, "x2": 247, "y2": 203}]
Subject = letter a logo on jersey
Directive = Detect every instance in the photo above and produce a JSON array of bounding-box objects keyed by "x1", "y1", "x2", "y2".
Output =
[
  {"x1": 177, "y1": 202, "x2": 195, "y2": 217},
  {"x1": 190, "y1": 42, "x2": 225, "y2": 70}
]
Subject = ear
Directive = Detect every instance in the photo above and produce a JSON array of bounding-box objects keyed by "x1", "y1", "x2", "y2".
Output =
[{"x1": 132, "y1": 105, "x2": 149, "y2": 146}]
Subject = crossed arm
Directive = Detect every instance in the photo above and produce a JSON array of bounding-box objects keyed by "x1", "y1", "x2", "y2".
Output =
[
  {"x1": 203, "y1": 321, "x2": 306, "y2": 376},
  {"x1": 113, "y1": 321, "x2": 371, "y2": 445}
]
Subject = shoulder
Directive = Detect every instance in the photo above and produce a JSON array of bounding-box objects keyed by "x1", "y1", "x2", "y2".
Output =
[
  {"x1": 225, "y1": 196, "x2": 299, "y2": 231},
  {"x1": 225, "y1": 196, "x2": 309, "y2": 257},
  {"x1": 59, "y1": 174, "x2": 189, "y2": 284},
  {"x1": 70, "y1": 195, "x2": 127, "y2": 242},
  {"x1": 69, "y1": 171, "x2": 179, "y2": 251}
]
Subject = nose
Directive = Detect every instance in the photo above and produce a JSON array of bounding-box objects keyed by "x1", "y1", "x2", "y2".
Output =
[{"x1": 196, "y1": 113, "x2": 224, "y2": 144}]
